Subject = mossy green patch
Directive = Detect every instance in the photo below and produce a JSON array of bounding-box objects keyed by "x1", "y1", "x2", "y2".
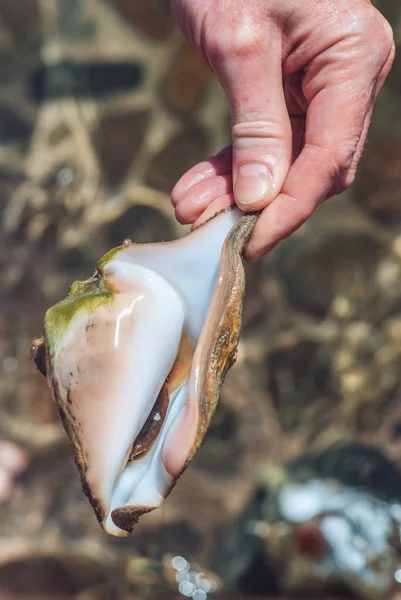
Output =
[
  {"x1": 97, "y1": 245, "x2": 124, "y2": 272},
  {"x1": 45, "y1": 274, "x2": 113, "y2": 353},
  {"x1": 44, "y1": 242, "x2": 130, "y2": 354}
]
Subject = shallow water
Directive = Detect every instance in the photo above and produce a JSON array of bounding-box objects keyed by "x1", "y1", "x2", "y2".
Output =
[{"x1": 0, "y1": 1, "x2": 400, "y2": 598}]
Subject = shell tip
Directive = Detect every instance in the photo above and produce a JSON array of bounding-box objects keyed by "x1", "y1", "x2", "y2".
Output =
[{"x1": 30, "y1": 335, "x2": 47, "y2": 377}]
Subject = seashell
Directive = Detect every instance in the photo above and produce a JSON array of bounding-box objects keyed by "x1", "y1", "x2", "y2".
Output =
[{"x1": 32, "y1": 208, "x2": 258, "y2": 536}]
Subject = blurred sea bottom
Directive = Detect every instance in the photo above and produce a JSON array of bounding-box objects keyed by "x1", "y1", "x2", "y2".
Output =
[{"x1": 0, "y1": 0, "x2": 401, "y2": 598}]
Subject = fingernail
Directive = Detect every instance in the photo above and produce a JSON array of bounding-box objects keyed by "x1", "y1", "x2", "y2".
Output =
[{"x1": 235, "y1": 163, "x2": 274, "y2": 206}]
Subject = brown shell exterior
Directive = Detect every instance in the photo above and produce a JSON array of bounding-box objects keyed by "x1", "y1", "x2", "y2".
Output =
[
  {"x1": 30, "y1": 333, "x2": 108, "y2": 524},
  {"x1": 45, "y1": 344, "x2": 109, "y2": 526}
]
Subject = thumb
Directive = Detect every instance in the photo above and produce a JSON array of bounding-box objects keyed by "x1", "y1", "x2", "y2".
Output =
[{"x1": 212, "y1": 26, "x2": 291, "y2": 211}]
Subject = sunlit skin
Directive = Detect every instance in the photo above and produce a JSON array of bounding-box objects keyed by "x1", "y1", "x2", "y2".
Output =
[{"x1": 170, "y1": 0, "x2": 395, "y2": 261}]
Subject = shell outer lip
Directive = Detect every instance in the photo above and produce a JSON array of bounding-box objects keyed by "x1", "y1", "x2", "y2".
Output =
[{"x1": 171, "y1": 211, "x2": 260, "y2": 480}]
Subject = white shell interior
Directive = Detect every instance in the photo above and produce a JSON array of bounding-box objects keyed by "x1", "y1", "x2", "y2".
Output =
[
  {"x1": 51, "y1": 208, "x2": 241, "y2": 536},
  {"x1": 116, "y1": 208, "x2": 241, "y2": 344}
]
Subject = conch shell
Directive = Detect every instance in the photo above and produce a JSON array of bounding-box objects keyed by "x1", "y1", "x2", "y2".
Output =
[{"x1": 32, "y1": 208, "x2": 257, "y2": 536}]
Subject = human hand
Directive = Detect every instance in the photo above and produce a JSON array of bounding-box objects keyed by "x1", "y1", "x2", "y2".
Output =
[{"x1": 170, "y1": 0, "x2": 395, "y2": 260}]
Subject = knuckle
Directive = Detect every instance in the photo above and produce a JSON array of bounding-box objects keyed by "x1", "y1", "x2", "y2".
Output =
[
  {"x1": 333, "y1": 145, "x2": 357, "y2": 174},
  {"x1": 389, "y1": 38, "x2": 396, "y2": 63},
  {"x1": 305, "y1": 140, "x2": 358, "y2": 179},
  {"x1": 229, "y1": 24, "x2": 262, "y2": 58},
  {"x1": 334, "y1": 169, "x2": 356, "y2": 196},
  {"x1": 232, "y1": 119, "x2": 290, "y2": 142},
  {"x1": 206, "y1": 31, "x2": 258, "y2": 64},
  {"x1": 334, "y1": 5, "x2": 395, "y2": 73},
  {"x1": 358, "y1": 7, "x2": 395, "y2": 67},
  {"x1": 203, "y1": 10, "x2": 261, "y2": 64},
  {"x1": 375, "y1": 11, "x2": 395, "y2": 50}
]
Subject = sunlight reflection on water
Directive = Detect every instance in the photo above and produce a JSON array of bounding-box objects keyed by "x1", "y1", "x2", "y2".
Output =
[{"x1": 172, "y1": 555, "x2": 217, "y2": 599}]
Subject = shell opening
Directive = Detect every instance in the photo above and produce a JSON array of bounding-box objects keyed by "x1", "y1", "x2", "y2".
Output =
[
  {"x1": 104, "y1": 334, "x2": 195, "y2": 536},
  {"x1": 128, "y1": 383, "x2": 169, "y2": 464}
]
